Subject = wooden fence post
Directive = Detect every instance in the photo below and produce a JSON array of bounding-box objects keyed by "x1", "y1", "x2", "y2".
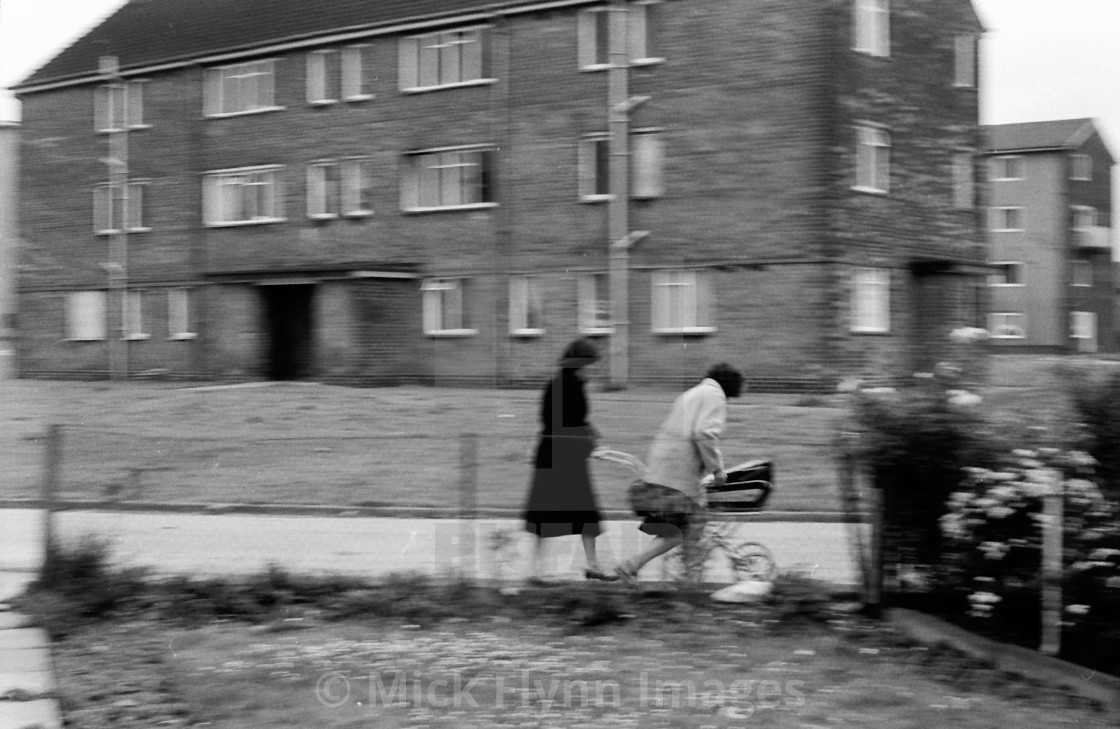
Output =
[
  {"x1": 1040, "y1": 488, "x2": 1063, "y2": 656},
  {"x1": 41, "y1": 425, "x2": 62, "y2": 574},
  {"x1": 458, "y1": 432, "x2": 479, "y2": 578}
]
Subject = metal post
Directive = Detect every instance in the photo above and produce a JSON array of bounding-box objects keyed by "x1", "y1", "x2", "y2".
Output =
[
  {"x1": 40, "y1": 425, "x2": 61, "y2": 574},
  {"x1": 1040, "y1": 489, "x2": 1063, "y2": 655},
  {"x1": 607, "y1": 0, "x2": 630, "y2": 390}
]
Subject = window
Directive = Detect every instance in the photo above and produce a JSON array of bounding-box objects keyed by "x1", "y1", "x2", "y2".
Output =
[
  {"x1": 122, "y1": 290, "x2": 148, "y2": 340},
  {"x1": 401, "y1": 147, "x2": 495, "y2": 211},
  {"x1": 578, "y1": 273, "x2": 613, "y2": 334},
  {"x1": 952, "y1": 151, "x2": 974, "y2": 209},
  {"x1": 307, "y1": 161, "x2": 341, "y2": 218},
  {"x1": 578, "y1": 1, "x2": 660, "y2": 69},
  {"x1": 399, "y1": 28, "x2": 489, "y2": 91},
  {"x1": 990, "y1": 207, "x2": 1024, "y2": 231},
  {"x1": 422, "y1": 278, "x2": 474, "y2": 335},
  {"x1": 651, "y1": 270, "x2": 714, "y2": 334},
  {"x1": 850, "y1": 267, "x2": 890, "y2": 333},
  {"x1": 203, "y1": 166, "x2": 284, "y2": 225},
  {"x1": 854, "y1": 125, "x2": 890, "y2": 193},
  {"x1": 66, "y1": 291, "x2": 107, "y2": 341},
  {"x1": 95, "y1": 81, "x2": 146, "y2": 131},
  {"x1": 204, "y1": 60, "x2": 277, "y2": 116},
  {"x1": 988, "y1": 312, "x2": 1026, "y2": 339},
  {"x1": 168, "y1": 289, "x2": 196, "y2": 340},
  {"x1": 341, "y1": 158, "x2": 373, "y2": 215},
  {"x1": 1072, "y1": 205, "x2": 1097, "y2": 230},
  {"x1": 93, "y1": 181, "x2": 147, "y2": 234},
  {"x1": 989, "y1": 262, "x2": 1024, "y2": 287},
  {"x1": 580, "y1": 132, "x2": 664, "y2": 200},
  {"x1": 509, "y1": 276, "x2": 545, "y2": 336},
  {"x1": 989, "y1": 155, "x2": 1024, "y2": 181},
  {"x1": 1071, "y1": 153, "x2": 1092, "y2": 181},
  {"x1": 342, "y1": 45, "x2": 372, "y2": 100},
  {"x1": 1071, "y1": 311, "x2": 1097, "y2": 341},
  {"x1": 306, "y1": 50, "x2": 338, "y2": 105},
  {"x1": 1071, "y1": 260, "x2": 1093, "y2": 287},
  {"x1": 853, "y1": 0, "x2": 890, "y2": 57},
  {"x1": 954, "y1": 34, "x2": 977, "y2": 88}
]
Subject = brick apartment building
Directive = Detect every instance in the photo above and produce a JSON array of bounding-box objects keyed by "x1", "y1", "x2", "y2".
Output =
[
  {"x1": 11, "y1": 0, "x2": 988, "y2": 389},
  {"x1": 983, "y1": 118, "x2": 1117, "y2": 353}
]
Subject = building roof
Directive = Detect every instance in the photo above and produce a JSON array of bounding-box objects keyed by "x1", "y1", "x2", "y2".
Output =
[
  {"x1": 982, "y1": 118, "x2": 1098, "y2": 154},
  {"x1": 13, "y1": 0, "x2": 590, "y2": 92}
]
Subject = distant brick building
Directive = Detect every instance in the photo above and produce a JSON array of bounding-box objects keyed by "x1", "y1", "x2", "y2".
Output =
[
  {"x1": 12, "y1": 0, "x2": 988, "y2": 389},
  {"x1": 983, "y1": 118, "x2": 1117, "y2": 353},
  {"x1": 0, "y1": 122, "x2": 17, "y2": 377}
]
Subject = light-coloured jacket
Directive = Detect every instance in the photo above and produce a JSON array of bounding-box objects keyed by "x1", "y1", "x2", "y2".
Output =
[{"x1": 644, "y1": 378, "x2": 727, "y2": 503}]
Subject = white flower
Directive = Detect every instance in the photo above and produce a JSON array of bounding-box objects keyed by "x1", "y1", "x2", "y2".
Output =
[
  {"x1": 987, "y1": 506, "x2": 1015, "y2": 520},
  {"x1": 969, "y1": 591, "x2": 1002, "y2": 604},
  {"x1": 1066, "y1": 604, "x2": 1090, "y2": 616},
  {"x1": 1088, "y1": 548, "x2": 1120, "y2": 561},
  {"x1": 979, "y1": 541, "x2": 1009, "y2": 560},
  {"x1": 947, "y1": 389, "x2": 983, "y2": 407},
  {"x1": 1012, "y1": 449, "x2": 1037, "y2": 459},
  {"x1": 951, "y1": 327, "x2": 990, "y2": 343},
  {"x1": 837, "y1": 377, "x2": 863, "y2": 393},
  {"x1": 861, "y1": 387, "x2": 897, "y2": 397}
]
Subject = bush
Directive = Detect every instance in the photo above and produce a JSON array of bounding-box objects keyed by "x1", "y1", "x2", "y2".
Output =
[{"x1": 1070, "y1": 369, "x2": 1120, "y2": 500}]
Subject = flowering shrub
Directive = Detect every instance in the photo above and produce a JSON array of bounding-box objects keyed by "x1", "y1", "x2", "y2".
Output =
[{"x1": 1070, "y1": 369, "x2": 1120, "y2": 500}]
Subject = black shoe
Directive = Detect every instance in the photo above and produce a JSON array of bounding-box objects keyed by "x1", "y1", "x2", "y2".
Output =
[{"x1": 585, "y1": 568, "x2": 620, "y2": 582}]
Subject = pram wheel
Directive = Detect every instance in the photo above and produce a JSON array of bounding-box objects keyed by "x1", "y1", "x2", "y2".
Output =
[{"x1": 727, "y1": 541, "x2": 777, "y2": 582}]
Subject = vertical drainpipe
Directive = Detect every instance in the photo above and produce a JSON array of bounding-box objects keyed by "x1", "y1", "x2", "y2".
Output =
[
  {"x1": 607, "y1": 0, "x2": 630, "y2": 390},
  {"x1": 101, "y1": 56, "x2": 129, "y2": 381},
  {"x1": 492, "y1": 13, "x2": 514, "y2": 386}
]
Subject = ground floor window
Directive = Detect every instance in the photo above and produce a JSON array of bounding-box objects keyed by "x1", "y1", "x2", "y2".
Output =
[
  {"x1": 650, "y1": 269, "x2": 714, "y2": 334},
  {"x1": 422, "y1": 278, "x2": 474, "y2": 335},
  {"x1": 850, "y1": 267, "x2": 890, "y2": 333},
  {"x1": 578, "y1": 273, "x2": 613, "y2": 334},
  {"x1": 168, "y1": 288, "x2": 197, "y2": 340},
  {"x1": 988, "y1": 312, "x2": 1026, "y2": 339},
  {"x1": 1071, "y1": 310, "x2": 1097, "y2": 344},
  {"x1": 123, "y1": 290, "x2": 149, "y2": 340},
  {"x1": 509, "y1": 276, "x2": 544, "y2": 336},
  {"x1": 65, "y1": 291, "x2": 107, "y2": 341}
]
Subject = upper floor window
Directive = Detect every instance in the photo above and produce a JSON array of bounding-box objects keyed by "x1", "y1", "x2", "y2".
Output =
[
  {"x1": 1071, "y1": 153, "x2": 1092, "y2": 181},
  {"x1": 952, "y1": 151, "x2": 974, "y2": 209},
  {"x1": 651, "y1": 270, "x2": 714, "y2": 334},
  {"x1": 204, "y1": 60, "x2": 277, "y2": 116},
  {"x1": 306, "y1": 50, "x2": 338, "y2": 105},
  {"x1": 95, "y1": 81, "x2": 146, "y2": 132},
  {"x1": 65, "y1": 291, "x2": 107, "y2": 341},
  {"x1": 422, "y1": 278, "x2": 475, "y2": 335},
  {"x1": 93, "y1": 181, "x2": 147, "y2": 234},
  {"x1": 1071, "y1": 260, "x2": 1093, "y2": 287},
  {"x1": 953, "y1": 34, "x2": 977, "y2": 88},
  {"x1": 168, "y1": 288, "x2": 197, "y2": 340},
  {"x1": 578, "y1": 273, "x2": 613, "y2": 334},
  {"x1": 401, "y1": 147, "x2": 495, "y2": 211},
  {"x1": 854, "y1": 125, "x2": 890, "y2": 193},
  {"x1": 307, "y1": 161, "x2": 341, "y2": 218},
  {"x1": 989, "y1": 155, "x2": 1024, "y2": 181},
  {"x1": 399, "y1": 27, "x2": 490, "y2": 91},
  {"x1": 850, "y1": 267, "x2": 890, "y2": 333},
  {"x1": 989, "y1": 312, "x2": 1026, "y2": 339},
  {"x1": 203, "y1": 165, "x2": 284, "y2": 226},
  {"x1": 342, "y1": 45, "x2": 372, "y2": 100},
  {"x1": 989, "y1": 262, "x2": 1024, "y2": 286},
  {"x1": 341, "y1": 158, "x2": 374, "y2": 216},
  {"x1": 990, "y1": 206, "x2": 1024, "y2": 231},
  {"x1": 579, "y1": 131, "x2": 665, "y2": 201},
  {"x1": 1072, "y1": 205, "x2": 1097, "y2": 230},
  {"x1": 509, "y1": 276, "x2": 545, "y2": 336},
  {"x1": 853, "y1": 0, "x2": 890, "y2": 58},
  {"x1": 578, "y1": 1, "x2": 661, "y2": 69}
]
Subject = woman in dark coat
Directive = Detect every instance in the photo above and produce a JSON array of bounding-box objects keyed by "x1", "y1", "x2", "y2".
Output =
[{"x1": 523, "y1": 338, "x2": 616, "y2": 581}]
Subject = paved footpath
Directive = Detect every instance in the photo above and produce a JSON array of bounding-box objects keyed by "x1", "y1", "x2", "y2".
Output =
[{"x1": 0, "y1": 507, "x2": 865, "y2": 729}]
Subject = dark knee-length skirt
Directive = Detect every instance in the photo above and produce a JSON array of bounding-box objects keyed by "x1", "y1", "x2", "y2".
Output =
[{"x1": 523, "y1": 432, "x2": 602, "y2": 538}]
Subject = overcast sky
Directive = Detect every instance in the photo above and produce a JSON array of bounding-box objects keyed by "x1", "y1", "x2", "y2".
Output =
[{"x1": 1, "y1": 0, "x2": 1118, "y2": 155}]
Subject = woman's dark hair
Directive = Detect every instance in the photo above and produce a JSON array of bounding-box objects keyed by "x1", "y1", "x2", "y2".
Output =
[
  {"x1": 707, "y1": 362, "x2": 744, "y2": 398},
  {"x1": 559, "y1": 337, "x2": 600, "y2": 369}
]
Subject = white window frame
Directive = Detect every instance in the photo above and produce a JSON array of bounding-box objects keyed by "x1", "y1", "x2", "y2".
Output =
[
  {"x1": 1071, "y1": 153, "x2": 1092, "y2": 181},
  {"x1": 306, "y1": 49, "x2": 338, "y2": 105},
  {"x1": 578, "y1": 273, "x2": 614, "y2": 335},
  {"x1": 168, "y1": 288, "x2": 197, "y2": 340},
  {"x1": 93, "y1": 181, "x2": 148, "y2": 235},
  {"x1": 651, "y1": 270, "x2": 715, "y2": 335},
  {"x1": 204, "y1": 60, "x2": 279, "y2": 117},
  {"x1": 421, "y1": 278, "x2": 475, "y2": 336},
  {"x1": 65, "y1": 291, "x2": 107, "y2": 341},
  {"x1": 952, "y1": 151, "x2": 974, "y2": 209},
  {"x1": 854, "y1": 125, "x2": 890, "y2": 193},
  {"x1": 578, "y1": 2, "x2": 662, "y2": 70},
  {"x1": 341, "y1": 157, "x2": 373, "y2": 216},
  {"x1": 989, "y1": 261, "x2": 1024, "y2": 287},
  {"x1": 632, "y1": 129, "x2": 664, "y2": 199},
  {"x1": 401, "y1": 146, "x2": 496, "y2": 212},
  {"x1": 399, "y1": 27, "x2": 491, "y2": 92},
  {"x1": 989, "y1": 155, "x2": 1024, "y2": 181},
  {"x1": 1071, "y1": 260, "x2": 1093, "y2": 288},
  {"x1": 509, "y1": 276, "x2": 545, "y2": 337},
  {"x1": 953, "y1": 34, "x2": 977, "y2": 88},
  {"x1": 203, "y1": 165, "x2": 285, "y2": 226},
  {"x1": 850, "y1": 267, "x2": 891, "y2": 334},
  {"x1": 853, "y1": 0, "x2": 890, "y2": 58},
  {"x1": 988, "y1": 312, "x2": 1026, "y2": 339},
  {"x1": 307, "y1": 160, "x2": 341, "y2": 218},
  {"x1": 990, "y1": 206, "x2": 1024, "y2": 232},
  {"x1": 95, "y1": 80, "x2": 148, "y2": 132},
  {"x1": 342, "y1": 44, "x2": 373, "y2": 101},
  {"x1": 122, "y1": 289, "x2": 149, "y2": 341},
  {"x1": 1070, "y1": 311, "x2": 1097, "y2": 341},
  {"x1": 1071, "y1": 205, "x2": 1097, "y2": 231},
  {"x1": 579, "y1": 135, "x2": 611, "y2": 201}
]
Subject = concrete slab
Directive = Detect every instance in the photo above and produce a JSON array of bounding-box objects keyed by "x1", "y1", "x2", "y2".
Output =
[
  {"x1": 0, "y1": 698, "x2": 63, "y2": 729},
  {"x1": 0, "y1": 573, "x2": 35, "y2": 604},
  {"x1": 0, "y1": 629, "x2": 49, "y2": 651},
  {"x1": 0, "y1": 647, "x2": 50, "y2": 674},
  {"x1": 0, "y1": 669, "x2": 55, "y2": 698},
  {"x1": 0, "y1": 613, "x2": 33, "y2": 630}
]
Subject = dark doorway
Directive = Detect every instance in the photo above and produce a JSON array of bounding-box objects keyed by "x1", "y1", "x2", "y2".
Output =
[{"x1": 261, "y1": 284, "x2": 314, "y2": 380}]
